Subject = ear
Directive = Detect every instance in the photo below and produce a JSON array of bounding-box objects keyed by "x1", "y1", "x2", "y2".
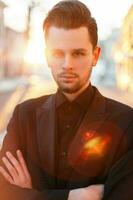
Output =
[{"x1": 92, "y1": 46, "x2": 101, "y2": 67}]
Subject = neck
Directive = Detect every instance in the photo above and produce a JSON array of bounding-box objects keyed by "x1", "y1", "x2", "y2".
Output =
[{"x1": 63, "y1": 82, "x2": 90, "y2": 102}]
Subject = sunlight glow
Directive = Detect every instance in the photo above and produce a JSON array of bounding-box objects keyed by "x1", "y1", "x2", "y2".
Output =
[
  {"x1": 82, "y1": 134, "x2": 111, "y2": 159},
  {"x1": 24, "y1": 39, "x2": 45, "y2": 64},
  {"x1": 23, "y1": 22, "x2": 46, "y2": 65},
  {"x1": 117, "y1": 74, "x2": 130, "y2": 90}
]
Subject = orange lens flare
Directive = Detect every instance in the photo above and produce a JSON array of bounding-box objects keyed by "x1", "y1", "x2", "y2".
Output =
[
  {"x1": 84, "y1": 136, "x2": 101, "y2": 149},
  {"x1": 82, "y1": 135, "x2": 111, "y2": 158}
]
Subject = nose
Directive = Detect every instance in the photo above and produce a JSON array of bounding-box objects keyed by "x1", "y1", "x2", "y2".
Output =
[{"x1": 62, "y1": 55, "x2": 73, "y2": 70}]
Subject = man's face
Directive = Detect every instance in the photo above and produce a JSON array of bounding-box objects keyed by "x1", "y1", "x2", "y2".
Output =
[{"x1": 45, "y1": 26, "x2": 100, "y2": 93}]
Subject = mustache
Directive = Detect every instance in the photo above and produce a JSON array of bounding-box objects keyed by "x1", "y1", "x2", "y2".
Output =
[{"x1": 59, "y1": 72, "x2": 78, "y2": 78}]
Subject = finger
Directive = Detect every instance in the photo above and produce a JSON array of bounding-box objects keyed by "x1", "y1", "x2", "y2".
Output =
[
  {"x1": 16, "y1": 150, "x2": 31, "y2": 178},
  {"x1": 0, "y1": 166, "x2": 14, "y2": 184},
  {"x1": 1, "y1": 157, "x2": 18, "y2": 182},
  {"x1": 93, "y1": 184, "x2": 104, "y2": 193},
  {"x1": 5, "y1": 151, "x2": 24, "y2": 176},
  {"x1": 86, "y1": 184, "x2": 104, "y2": 198}
]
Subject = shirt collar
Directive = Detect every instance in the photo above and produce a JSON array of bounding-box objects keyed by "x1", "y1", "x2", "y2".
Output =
[{"x1": 55, "y1": 83, "x2": 94, "y2": 111}]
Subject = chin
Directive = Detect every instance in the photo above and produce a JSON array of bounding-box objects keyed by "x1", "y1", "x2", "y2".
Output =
[{"x1": 59, "y1": 85, "x2": 82, "y2": 94}]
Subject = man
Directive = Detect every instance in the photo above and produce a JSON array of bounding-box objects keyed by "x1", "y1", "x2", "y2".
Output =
[{"x1": 0, "y1": 0, "x2": 133, "y2": 200}]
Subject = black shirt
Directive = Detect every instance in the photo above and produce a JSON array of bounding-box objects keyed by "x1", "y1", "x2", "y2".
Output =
[{"x1": 55, "y1": 84, "x2": 95, "y2": 187}]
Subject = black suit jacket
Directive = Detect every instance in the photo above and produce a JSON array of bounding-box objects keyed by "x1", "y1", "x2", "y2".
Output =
[{"x1": 0, "y1": 87, "x2": 133, "y2": 200}]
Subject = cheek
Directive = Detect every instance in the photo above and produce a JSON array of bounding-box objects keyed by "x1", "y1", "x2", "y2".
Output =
[
  {"x1": 49, "y1": 60, "x2": 61, "y2": 74},
  {"x1": 76, "y1": 56, "x2": 92, "y2": 67},
  {"x1": 50, "y1": 67, "x2": 57, "y2": 76},
  {"x1": 50, "y1": 65, "x2": 61, "y2": 81},
  {"x1": 77, "y1": 63, "x2": 93, "y2": 80},
  {"x1": 49, "y1": 57, "x2": 64, "y2": 67},
  {"x1": 76, "y1": 60, "x2": 91, "y2": 73}
]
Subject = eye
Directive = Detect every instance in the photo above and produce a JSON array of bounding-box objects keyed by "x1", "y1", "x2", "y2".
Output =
[
  {"x1": 73, "y1": 51, "x2": 86, "y2": 57},
  {"x1": 52, "y1": 51, "x2": 64, "y2": 58}
]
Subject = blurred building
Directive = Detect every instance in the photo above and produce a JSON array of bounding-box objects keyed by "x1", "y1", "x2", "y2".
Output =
[
  {"x1": 0, "y1": 0, "x2": 7, "y2": 78},
  {"x1": 96, "y1": 28, "x2": 119, "y2": 87},
  {"x1": 4, "y1": 27, "x2": 25, "y2": 77},
  {"x1": 114, "y1": 5, "x2": 133, "y2": 92},
  {"x1": 0, "y1": 0, "x2": 32, "y2": 78}
]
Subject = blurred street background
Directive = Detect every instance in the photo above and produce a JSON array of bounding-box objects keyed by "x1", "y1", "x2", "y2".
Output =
[{"x1": 0, "y1": 0, "x2": 133, "y2": 146}]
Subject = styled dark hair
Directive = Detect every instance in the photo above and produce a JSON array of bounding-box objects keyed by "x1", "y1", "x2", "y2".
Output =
[{"x1": 43, "y1": 0, "x2": 98, "y2": 48}]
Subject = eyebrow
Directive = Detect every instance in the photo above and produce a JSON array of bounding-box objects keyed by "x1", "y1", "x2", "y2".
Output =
[
  {"x1": 51, "y1": 48, "x2": 88, "y2": 52},
  {"x1": 72, "y1": 49, "x2": 88, "y2": 52}
]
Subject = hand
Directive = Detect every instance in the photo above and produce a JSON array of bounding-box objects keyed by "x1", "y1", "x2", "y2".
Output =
[
  {"x1": 0, "y1": 150, "x2": 32, "y2": 189},
  {"x1": 68, "y1": 184, "x2": 104, "y2": 200}
]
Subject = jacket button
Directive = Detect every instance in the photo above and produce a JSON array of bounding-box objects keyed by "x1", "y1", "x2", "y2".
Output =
[
  {"x1": 66, "y1": 124, "x2": 70, "y2": 129},
  {"x1": 61, "y1": 151, "x2": 67, "y2": 156}
]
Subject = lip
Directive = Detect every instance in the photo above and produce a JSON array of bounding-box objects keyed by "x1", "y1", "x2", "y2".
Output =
[
  {"x1": 59, "y1": 74, "x2": 77, "y2": 82},
  {"x1": 59, "y1": 74, "x2": 77, "y2": 78}
]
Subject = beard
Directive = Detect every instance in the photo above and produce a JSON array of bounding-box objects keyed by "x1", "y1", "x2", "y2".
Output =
[
  {"x1": 52, "y1": 68, "x2": 92, "y2": 94},
  {"x1": 58, "y1": 83, "x2": 82, "y2": 94}
]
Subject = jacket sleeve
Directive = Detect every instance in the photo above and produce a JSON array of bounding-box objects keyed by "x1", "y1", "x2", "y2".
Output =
[
  {"x1": 103, "y1": 121, "x2": 133, "y2": 200},
  {"x1": 0, "y1": 105, "x2": 70, "y2": 200},
  {"x1": 0, "y1": 182, "x2": 70, "y2": 200}
]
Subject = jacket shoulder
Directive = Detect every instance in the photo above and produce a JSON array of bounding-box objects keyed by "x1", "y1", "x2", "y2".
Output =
[
  {"x1": 94, "y1": 86, "x2": 133, "y2": 116},
  {"x1": 105, "y1": 97, "x2": 133, "y2": 112},
  {"x1": 104, "y1": 97, "x2": 133, "y2": 123}
]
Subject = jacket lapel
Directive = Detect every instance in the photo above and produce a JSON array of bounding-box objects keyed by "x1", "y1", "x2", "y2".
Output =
[{"x1": 36, "y1": 95, "x2": 56, "y2": 180}]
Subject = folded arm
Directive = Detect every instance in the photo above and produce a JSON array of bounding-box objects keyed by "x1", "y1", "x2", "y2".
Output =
[
  {"x1": 104, "y1": 148, "x2": 133, "y2": 200},
  {"x1": 0, "y1": 150, "x2": 104, "y2": 200}
]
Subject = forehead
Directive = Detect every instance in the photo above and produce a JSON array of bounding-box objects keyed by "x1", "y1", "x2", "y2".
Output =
[{"x1": 46, "y1": 26, "x2": 93, "y2": 50}]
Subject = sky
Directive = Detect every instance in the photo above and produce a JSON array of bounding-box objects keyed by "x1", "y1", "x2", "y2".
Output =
[{"x1": 1, "y1": 0, "x2": 133, "y2": 64}]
